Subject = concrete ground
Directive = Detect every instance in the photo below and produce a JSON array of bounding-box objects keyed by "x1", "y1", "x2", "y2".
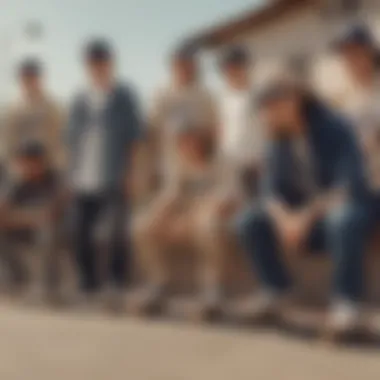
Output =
[{"x1": 0, "y1": 303, "x2": 379, "y2": 380}]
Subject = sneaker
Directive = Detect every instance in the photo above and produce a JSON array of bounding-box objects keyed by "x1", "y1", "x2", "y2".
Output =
[
  {"x1": 70, "y1": 289, "x2": 103, "y2": 312},
  {"x1": 197, "y1": 287, "x2": 224, "y2": 320},
  {"x1": 128, "y1": 283, "x2": 167, "y2": 315},
  {"x1": 323, "y1": 300, "x2": 362, "y2": 341},
  {"x1": 102, "y1": 285, "x2": 126, "y2": 313},
  {"x1": 233, "y1": 290, "x2": 283, "y2": 323}
]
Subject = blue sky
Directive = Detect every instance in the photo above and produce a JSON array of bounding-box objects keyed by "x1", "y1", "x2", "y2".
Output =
[{"x1": 1, "y1": 0, "x2": 260, "y2": 102}]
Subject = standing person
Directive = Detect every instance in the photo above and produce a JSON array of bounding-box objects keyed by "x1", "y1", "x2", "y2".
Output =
[
  {"x1": 235, "y1": 75, "x2": 370, "y2": 340},
  {"x1": 67, "y1": 39, "x2": 142, "y2": 306},
  {"x1": 184, "y1": 46, "x2": 264, "y2": 313},
  {"x1": 133, "y1": 42, "x2": 218, "y2": 313},
  {"x1": 4, "y1": 59, "x2": 65, "y2": 173},
  {"x1": 333, "y1": 24, "x2": 380, "y2": 200},
  {"x1": 218, "y1": 45, "x2": 263, "y2": 198}
]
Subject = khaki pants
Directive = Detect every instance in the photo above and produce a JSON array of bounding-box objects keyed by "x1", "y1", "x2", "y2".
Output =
[{"x1": 133, "y1": 194, "x2": 242, "y2": 291}]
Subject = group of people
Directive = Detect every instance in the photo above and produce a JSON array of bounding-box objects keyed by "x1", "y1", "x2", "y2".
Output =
[{"x1": 1, "y1": 22, "x2": 380, "y2": 340}]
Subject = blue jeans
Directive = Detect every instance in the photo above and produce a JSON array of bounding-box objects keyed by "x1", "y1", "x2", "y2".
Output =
[{"x1": 235, "y1": 201, "x2": 371, "y2": 302}]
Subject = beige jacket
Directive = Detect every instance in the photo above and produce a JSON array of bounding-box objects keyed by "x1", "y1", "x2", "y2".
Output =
[
  {"x1": 138, "y1": 84, "x2": 218, "y2": 200},
  {"x1": 4, "y1": 96, "x2": 66, "y2": 171}
]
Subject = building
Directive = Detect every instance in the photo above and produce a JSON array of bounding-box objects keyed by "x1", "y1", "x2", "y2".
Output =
[{"x1": 191, "y1": 0, "x2": 380, "y2": 98}]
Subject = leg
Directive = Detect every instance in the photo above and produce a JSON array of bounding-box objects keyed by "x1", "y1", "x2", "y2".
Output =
[
  {"x1": 106, "y1": 194, "x2": 129, "y2": 289},
  {"x1": 235, "y1": 206, "x2": 292, "y2": 293},
  {"x1": 322, "y1": 202, "x2": 370, "y2": 338},
  {"x1": 0, "y1": 232, "x2": 29, "y2": 290},
  {"x1": 194, "y1": 196, "x2": 239, "y2": 300},
  {"x1": 325, "y1": 202, "x2": 370, "y2": 303},
  {"x1": 132, "y1": 205, "x2": 174, "y2": 290},
  {"x1": 73, "y1": 195, "x2": 102, "y2": 292},
  {"x1": 34, "y1": 222, "x2": 63, "y2": 300},
  {"x1": 130, "y1": 204, "x2": 178, "y2": 313}
]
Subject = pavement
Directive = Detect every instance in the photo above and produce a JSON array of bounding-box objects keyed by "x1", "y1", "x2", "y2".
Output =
[{"x1": 0, "y1": 303, "x2": 380, "y2": 380}]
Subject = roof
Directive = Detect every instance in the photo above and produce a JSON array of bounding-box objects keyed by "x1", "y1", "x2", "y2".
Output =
[{"x1": 192, "y1": 0, "x2": 318, "y2": 48}]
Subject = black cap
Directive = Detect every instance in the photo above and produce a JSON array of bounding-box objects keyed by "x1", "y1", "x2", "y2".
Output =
[
  {"x1": 16, "y1": 141, "x2": 47, "y2": 159},
  {"x1": 333, "y1": 23, "x2": 378, "y2": 51},
  {"x1": 85, "y1": 39, "x2": 114, "y2": 62},
  {"x1": 19, "y1": 58, "x2": 42, "y2": 77},
  {"x1": 219, "y1": 45, "x2": 251, "y2": 69},
  {"x1": 171, "y1": 40, "x2": 200, "y2": 62}
]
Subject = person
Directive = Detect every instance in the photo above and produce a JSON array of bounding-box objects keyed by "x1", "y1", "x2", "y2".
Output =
[
  {"x1": 235, "y1": 75, "x2": 370, "y2": 339},
  {"x1": 333, "y1": 24, "x2": 380, "y2": 206},
  {"x1": 0, "y1": 141, "x2": 65, "y2": 303},
  {"x1": 180, "y1": 45, "x2": 265, "y2": 312},
  {"x1": 67, "y1": 39, "x2": 142, "y2": 306},
  {"x1": 218, "y1": 45, "x2": 263, "y2": 197},
  {"x1": 133, "y1": 42, "x2": 219, "y2": 315},
  {"x1": 4, "y1": 59, "x2": 65, "y2": 173},
  {"x1": 145, "y1": 42, "x2": 218, "y2": 199}
]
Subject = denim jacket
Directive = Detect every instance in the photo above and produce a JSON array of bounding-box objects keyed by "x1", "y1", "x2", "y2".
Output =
[
  {"x1": 262, "y1": 101, "x2": 369, "y2": 205},
  {"x1": 67, "y1": 83, "x2": 142, "y2": 191}
]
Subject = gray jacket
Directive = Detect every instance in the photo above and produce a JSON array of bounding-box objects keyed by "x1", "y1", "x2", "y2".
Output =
[{"x1": 67, "y1": 83, "x2": 142, "y2": 191}]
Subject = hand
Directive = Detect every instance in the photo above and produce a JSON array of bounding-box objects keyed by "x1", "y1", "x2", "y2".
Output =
[
  {"x1": 279, "y1": 213, "x2": 308, "y2": 253},
  {"x1": 269, "y1": 204, "x2": 309, "y2": 254}
]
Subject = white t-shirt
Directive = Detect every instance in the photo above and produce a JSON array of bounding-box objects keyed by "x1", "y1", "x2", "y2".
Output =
[
  {"x1": 219, "y1": 88, "x2": 262, "y2": 167},
  {"x1": 73, "y1": 88, "x2": 108, "y2": 194},
  {"x1": 342, "y1": 77, "x2": 380, "y2": 190}
]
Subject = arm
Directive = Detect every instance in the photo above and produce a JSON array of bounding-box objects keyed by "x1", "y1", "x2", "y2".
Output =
[
  {"x1": 2, "y1": 106, "x2": 19, "y2": 170},
  {"x1": 48, "y1": 101, "x2": 67, "y2": 172},
  {"x1": 134, "y1": 88, "x2": 167, "y2": 203},
  {"x1": 328, "y1": 121, "x2": 367, "y2": 204},
  {"x1": 292, "y1": 121, "x2": 367, "y2": 234},
  {"x1": 122, "y1": 86, "x2": 146, "y2": 205}
]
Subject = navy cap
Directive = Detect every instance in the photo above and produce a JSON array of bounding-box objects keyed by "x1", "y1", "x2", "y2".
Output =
[
  {"x1": 85, "y1": 39, "x2": 114, "y2": 62},
  {"x1": 333, "y1": 24, "x2": 378, "y2": 51},
  {"x1": 19, "y1": 58, "x2": 42, "y2": 77},
  {"x1": 219, "y1": 45, "x2": 252, "y2": 69},
  {"x1": 16, "y1": 141, "x2": 47, "y2": 159}
]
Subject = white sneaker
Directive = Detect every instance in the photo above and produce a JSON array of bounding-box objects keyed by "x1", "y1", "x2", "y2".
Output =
[
  {"x1": 129, "y1": 283, "x2": 166, "y2": 314},
  {"x1": 325, "y1": 300, "x2": 361, "y2": 336},
  {"x1": 233, "y1": 289, "x2": 282, "y2": 322},
  {"x1": 251, "y1": 290, "x2": 281, "y2": 315}
]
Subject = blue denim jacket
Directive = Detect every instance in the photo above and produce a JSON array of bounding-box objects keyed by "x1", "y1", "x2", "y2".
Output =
[
  {"x1": 67, "y1": 83, "x2": 142, "y2": 191},
  {"x1": 262, "y1": 101, "x2": 369, "y2": 204}
]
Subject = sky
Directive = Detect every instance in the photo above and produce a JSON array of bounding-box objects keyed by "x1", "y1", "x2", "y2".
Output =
[{"x1": 0, "y1": 0, "x2": 260, "y2": 103}]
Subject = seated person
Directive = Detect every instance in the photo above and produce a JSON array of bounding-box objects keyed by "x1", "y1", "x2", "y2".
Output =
[
  {"x1": 235, "y1": 75, "x2": 370, "y2": 339},
  {"x1": 0, "y1": 141, "x2": 65, "y2": 302},
  {"x1": 133, "y1": 121, "x2": 226, "y2": 316}
]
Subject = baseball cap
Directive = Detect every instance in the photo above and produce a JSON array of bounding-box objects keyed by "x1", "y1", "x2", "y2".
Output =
[
  {"x1": 85, "y1": 39, "x2": 114, "y2": 62},
  {"x1": 219, "y1": 45, "x2": 252, "y2": 69}
]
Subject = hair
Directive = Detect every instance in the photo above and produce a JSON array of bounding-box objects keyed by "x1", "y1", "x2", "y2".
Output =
[
  {"x1": 84, "y1": 38, "x2": 114, "y2": 63},
  {"x1": 219, "y1": 45, "x2": 251, "y2": 71},
  {"x1": 257, "y1": 71, "x2": 328, "y2": 140},
  {"x1": 18, "y1": 58, "x2": 42, "y2": 78}
]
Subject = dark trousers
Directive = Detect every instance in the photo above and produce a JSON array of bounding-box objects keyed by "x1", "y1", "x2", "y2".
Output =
[
  {"x1": 235, "y1": 201, "x2": 371, "y2": 303},
  {"x1": 73, "y1": 192, "x2": 130, "y2": 292}
]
